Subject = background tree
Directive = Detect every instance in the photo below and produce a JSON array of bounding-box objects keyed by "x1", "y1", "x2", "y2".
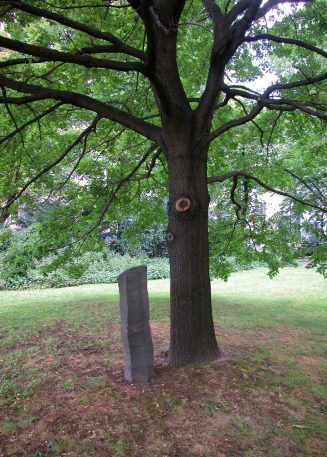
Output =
[{"x1": 0, "y1": 0, "x2": 326, "y2": 365}]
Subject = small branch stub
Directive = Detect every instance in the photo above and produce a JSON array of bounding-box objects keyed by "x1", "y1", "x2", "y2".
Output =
[
  {"x1": 166, "y1": 231, "x2": 174, "y2": 243},
  {"x1": 175, "y1": 197, "x2": 191, "y2": 212}
]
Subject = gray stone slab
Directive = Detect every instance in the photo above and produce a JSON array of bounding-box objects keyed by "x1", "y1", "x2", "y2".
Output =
[{"x1": 118, "y1": 266, "x2": 154, "y2": 383}]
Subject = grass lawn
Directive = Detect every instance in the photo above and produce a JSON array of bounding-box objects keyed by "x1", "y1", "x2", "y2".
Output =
[{"x1": 0, "y1": 266, "x2": 326, "y2": 457}]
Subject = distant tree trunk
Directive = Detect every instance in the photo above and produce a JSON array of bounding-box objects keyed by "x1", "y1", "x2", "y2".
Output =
[{"x1": 163, "y1": 130, "x2": 220, "y2": 365}]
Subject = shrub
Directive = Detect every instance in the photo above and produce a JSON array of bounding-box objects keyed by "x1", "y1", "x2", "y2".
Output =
[
  {"x1": 144, "y1": 257, "x2": 170, "y2": 279},
  {"x1": 1, "y1": 251, "x2": 170, "y2": 290},
  {"x1": 0, "y1": 226, "x2": 41, "y2": 282}
]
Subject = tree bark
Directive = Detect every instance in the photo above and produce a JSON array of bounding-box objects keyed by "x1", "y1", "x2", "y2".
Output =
[{"x1": 163, "y1": 131, "x2": 220, "y2": 365}]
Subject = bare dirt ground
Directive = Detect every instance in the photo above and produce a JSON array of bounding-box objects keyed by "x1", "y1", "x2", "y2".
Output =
[{"x1": 0, "y1": 319, "x2": 326, "y2": 457}]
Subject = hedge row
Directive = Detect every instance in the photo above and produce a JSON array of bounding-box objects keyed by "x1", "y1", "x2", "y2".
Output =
[{"x1": 1, "y1": 253, "x2": 170, "y2": 290}]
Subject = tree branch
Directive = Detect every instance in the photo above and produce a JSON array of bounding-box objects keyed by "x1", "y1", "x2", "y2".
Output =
[
  {"x1": 207, "y1": 170, "x2": 327, "y2": 213},
  {"x1": 222, "y1": 84, "x2": 260, "y2": 101},
  {"x1": 209, "y1": 103, "x2": 263, "y2": 141},
  {"x1": 256, "y1": 0, "x2": 311, "y2": 21},
  {"x1": 201, "y1": 0, "x2": 223, "y2": 26},
  {"x1": 221, "y1": 78, "x2": 327, "y2": 117},
  {"x1": 244, "y1": 33, "x2": 327, "y2": 60},
  {"x1": 0, "y1": 36, "x2": 146, "y2": 73},
  {"x1": 0, "y1": 75, "x2": 161, "y2": 141},
  {"x1": 0, "y1": 116, "x2": 101, "y2": 216},
  {"x1": 264, "y1": 71, "x2": 327, "y2": 96},
  {"x1": 284, "y1": 169, "x2": 326, "y2": 205},
  {"x1": 0, "y1": 0, "x2": 144, "y2": 60},
  {"x1": 212, "y1": 71, "x2": 327, "y2": 134},
  {"x1": 37, "y1": 2, "x2": 130, "y2": 10},
  {"x1": 129, "y1": 147, "x2": 162, "y2": 182},
  {"x1": 0, "y1": 4, "x2": 12, "y2": 18},
  {"x1": 0, "y1": 102, "x2": 63, "y2": 145},
  {"x1": 261, "y1": 97, "x2": 327, "y2": 120},
  {"x1": 77, "y1": 143, "x2": 160, "y2": 244},
  {"x1": 196, "y1": 0, "x2": 262, "y2": 128},
  {"x1": 226, "y1": 0, "x2": 251, "y2": 26},
  {"x1": 230, "y1": 175, "x2": 243, "y2": 220},
  {"x1": 266, "y1": 111, "x2": 282, "y2": 155}
]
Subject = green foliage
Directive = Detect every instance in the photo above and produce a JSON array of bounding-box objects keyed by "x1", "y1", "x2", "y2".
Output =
[
  {"x1": 306, "y1": 244, "x2": 327, "y2": 278},
  {"x1": 0, "y1": 214, "x2": 170, "y2": 289},
  {"x1": 208, "y1": 199, "x2": 302, "y2": 281},
  {"x1": 111, "y1": 220, "x2": 167, "y2": 257},
  {"x1": 0, "y1": 226, "x2": 41, "y2": 280},
  {"x1": 0, "y1": 0, "x2": 326, "y2": 285},
  {"x1": 140, "y1": 223, "x2": 168, "y2": 257},
  {"x1": 0, "y1": 247, "x2": 170, "y2": 290},
  {"x1": 146, "y1": 256, "x2": 170, "y2": 279}
]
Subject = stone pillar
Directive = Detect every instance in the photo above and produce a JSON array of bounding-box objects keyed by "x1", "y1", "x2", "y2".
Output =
[{"x1": 118, "y1": 266, "x2": 154, "y2": 383}]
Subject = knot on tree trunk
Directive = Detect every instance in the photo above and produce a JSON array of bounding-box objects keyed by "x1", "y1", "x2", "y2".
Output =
[
  {"x1": 166, "y1": 231, "x2": 175, "y2": 245},
  {"x1": 168, "y1": 195, "x2": 198, "y2": 220},
  {"x1": 175, "y1": 197, "x2": 191, "y2": 212}
]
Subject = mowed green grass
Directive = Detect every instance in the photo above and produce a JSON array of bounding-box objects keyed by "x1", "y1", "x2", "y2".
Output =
[
  {"x1": 0, "y1": 266, "x2": 326, "y2": 457},
  {"x1": 210, "y1": 267, "x2": 327, "y2": 332},
  {"x1": 1, "y1": 266, "x2": 325, "y2": 335}
]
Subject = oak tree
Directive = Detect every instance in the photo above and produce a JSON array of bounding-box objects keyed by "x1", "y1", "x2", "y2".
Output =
[{"x1": 0, "y1": 0, "x2": 326, "y2": 365}]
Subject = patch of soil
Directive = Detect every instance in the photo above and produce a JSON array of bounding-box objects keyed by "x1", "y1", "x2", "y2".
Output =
[{"x1": 1, "y1": 320, "x2": 326, "y2": 457}]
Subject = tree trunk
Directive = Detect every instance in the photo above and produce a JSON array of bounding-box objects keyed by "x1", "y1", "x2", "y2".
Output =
[{"x1": 164, "y1": 133, "x2": 220, "y2": 365}]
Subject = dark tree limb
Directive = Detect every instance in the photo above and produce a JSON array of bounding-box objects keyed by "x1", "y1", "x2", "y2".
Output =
[
  {"x1": 0, "y1": 75, "x2": 161, "y2": 141},
  {"x1": 264, "y1": 71, "x2": 327, "y2": 95},
  {"x1": 0, "y1": 58, "x2": 47, "y2": 71},
  {"x1": 229, "y1": 176, "x2": 256, "y2": 249},
  {"x1": 244, "y1": 33, "x2": 327, "y2": 60},
  {"x1": 0, "y1": 102, "x2": 63, "y2": 145},
  {"x1": 76, "y1": 143, "x2": 160, "y2": 245},
  {"x1": 230, "y1": 175, "x2": 243, "y2": 220},
  {"x1": 261, "y1": 97, "x2": 327, "y2": 120},
  {"x1": 226, "y1": 0, "x2": 252, "y2": 26},
  {"x1": 208, "y1": 170, "x2": 327, "y2": 213},
  {"x1": 266, "y1": 111, "x2": 282, "y2": 155},
  {"x1": 37, "y1": 2, "x2": 130, "y2": 10},
  {"x1": 232, "y1": 96, "x2": 265, "y2": 145},
  {"x1": 284, "y1": 169, "x2": 326, "y2": 205},
  {"x1": 128, "y1": 147, "x2": 163, "y2": 183},
  {"x1": 218, "y1": 220, "x2": 239, "y2": 257},
  {"x1": 53, "y1": 131, "x2": 98, "y2": 194},
  {"x1": 0, "y1": 116, "x2": 101, "y2": 217},
  {"x1": 209, "y1": 103, "x2": 263, "y2": 141},
  {"x1": 0, "y1": 5, "x2": 12, "y2": 18},
  {"x1": 285, "y1": 168, "x2": 316, "y2": 194},
  {"x1": 210, "y1": 73, "x2": 327, "y2": 138},
  {"x1": 201, "y1": 0, "x2": 223, "y2": 26},
  {"x1": 255, "y1": 0, "x2": 311, "y2": 21},
  {"x1": 0, "y1": 36, "x2": 146, "y2": 73},
  {"x1": 220, "y1": 71, "x2": 327, "y2": 115},
  {"x1": 0, "y1": 0, "x2": 144, "y2": 60},
  {"x1": 196, "y1": 0, "x2": 262, "y2": 129},
  {"x1": 0, "y1": 85, "x2": 31, "y2": 157},
  {"x1": 220, "y1": 71, "x2": 327, "y2": 107},
  {"x1": 149, "y1": 6, "x2": 170, "y2": 34},
  {"x1": 222, "y1": 84, "x2": 259, "y2": 101}
]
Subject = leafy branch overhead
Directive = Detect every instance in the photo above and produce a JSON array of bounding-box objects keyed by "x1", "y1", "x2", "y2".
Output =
[{"x1": 0, "y1": 0, "x2": 326, "y2": 218}]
